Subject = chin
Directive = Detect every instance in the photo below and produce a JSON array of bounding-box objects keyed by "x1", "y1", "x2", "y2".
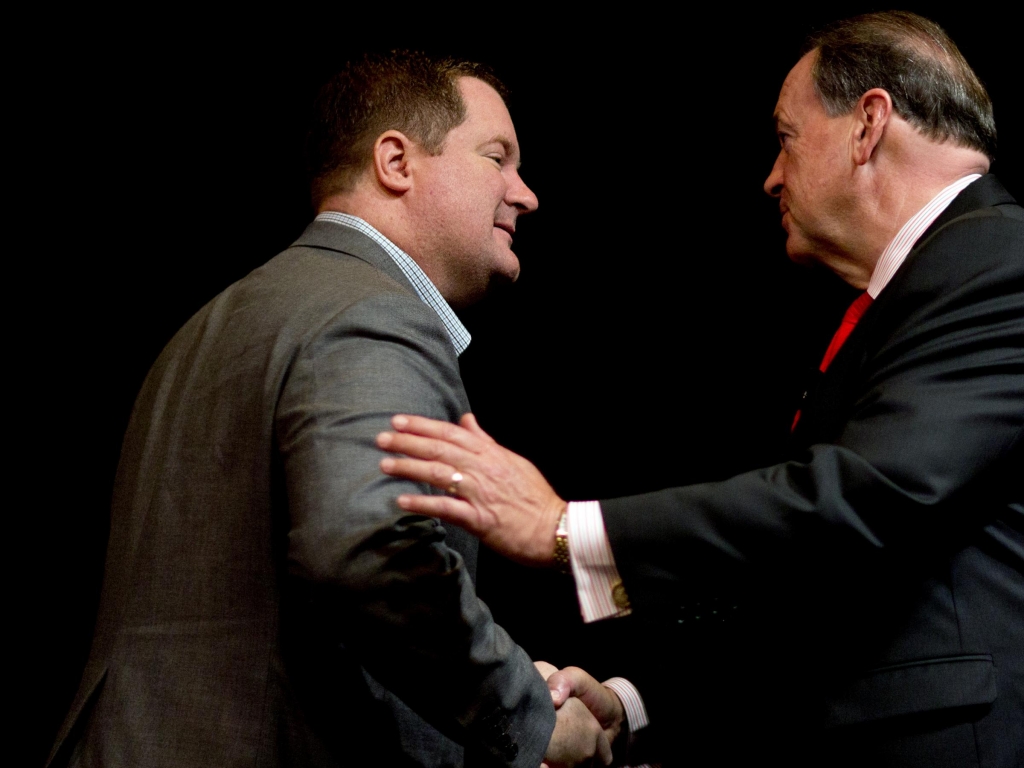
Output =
[
  {"x1": 785, "y1": 238, "x2": 817, "y2": 268},
  {"x1": 481, "y1": 263, "x2": 520, "y2": 300},
  {"x1": 449, "y1": 264, "x2": 519, "y2": 309},
  {"x1": 489, "y1": 266, "x2": 519, "y2": 292},
  {"x1": 493, "y1": 250, "x2": 521, "y2": 284}
]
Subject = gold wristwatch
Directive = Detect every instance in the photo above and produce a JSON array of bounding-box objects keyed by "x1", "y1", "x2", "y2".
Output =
[{"x1": 553, "y1": 509, "x2": 570, "y2": 574}]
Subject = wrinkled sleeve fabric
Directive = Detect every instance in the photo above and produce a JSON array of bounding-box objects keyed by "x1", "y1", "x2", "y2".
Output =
[{"x1": 276, "y1": 289, "x2": 554, "y2": 767}]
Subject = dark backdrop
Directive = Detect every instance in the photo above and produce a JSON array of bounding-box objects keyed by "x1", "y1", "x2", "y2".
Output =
[{"x1": 23, "y1": 7, "x2": 1020, "y2": 764}]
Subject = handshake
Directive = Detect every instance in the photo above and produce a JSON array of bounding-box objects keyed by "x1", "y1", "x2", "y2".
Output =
[{"x1": 534, "y1": 662, "x2": 627, "y2": 768}]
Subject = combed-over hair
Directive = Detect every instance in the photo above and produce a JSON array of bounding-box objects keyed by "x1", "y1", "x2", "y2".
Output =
[{"x1": 805, "y1": 11, "x2": 996, "y2": 160}]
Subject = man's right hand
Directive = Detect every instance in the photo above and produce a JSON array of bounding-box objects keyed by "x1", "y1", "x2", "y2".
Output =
[
  {"x1": 536, "y1": 660, "x2": 613, "y2": 767},
  {"x1": 548, "y1": 667, "x2": 627, "y2": 747},
  {"x1": 543, "y1": 696, "x2": 613, "y2": 768}
]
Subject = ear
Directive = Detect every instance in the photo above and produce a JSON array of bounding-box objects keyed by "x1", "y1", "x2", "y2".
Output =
[
  {"x1": 851, "y1": 88, "x2": 893, "y2": 165},
  {"x1": 372, "y1": 131, "x2": 415, "y2": 194}
]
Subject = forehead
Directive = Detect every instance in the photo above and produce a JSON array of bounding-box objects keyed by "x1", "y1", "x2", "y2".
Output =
[
  {"x1": 774, "y1": 51, "x2": 823, "y2": 127},
  {"x1": 455, "y1": 77, "x2": 521, "y2": 159}
]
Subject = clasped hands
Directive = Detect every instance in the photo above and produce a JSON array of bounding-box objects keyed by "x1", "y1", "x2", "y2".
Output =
[
  {"x1": 536, "y1": 661, "x2": 626, "y2": 768},
  {"x1": 376, "y1": 415, "x2": 627, "y2": 765}
]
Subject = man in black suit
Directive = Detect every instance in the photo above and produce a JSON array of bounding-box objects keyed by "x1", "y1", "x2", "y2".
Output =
[
  {"x1": 377, "y1": 12, "x2": 1023, "y2": 767},
  {"x1": 46, "y1": 52, "x2": 615, "y2": 768}
]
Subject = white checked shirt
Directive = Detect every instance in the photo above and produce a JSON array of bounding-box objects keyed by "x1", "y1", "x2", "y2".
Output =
[
  {"x1": 565, "y1": 175, "x2": 983, "y2": 766},
  {"x1": 314, "y1": 212, "x2": 472, "y2": 355}
]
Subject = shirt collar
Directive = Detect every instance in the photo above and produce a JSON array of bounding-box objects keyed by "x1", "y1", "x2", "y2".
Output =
[
  {"x1": 314, "y1": 212, "x2": 471, "y2": 356},
  {"x1": 867, "y1": 174, "x2": 982, "y2": 298}
]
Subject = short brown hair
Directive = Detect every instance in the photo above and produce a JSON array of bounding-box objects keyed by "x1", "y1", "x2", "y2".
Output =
[
  {"x1": 307, "y1": 51, "x2": 508, "y2": 209},
  {"x1": 805, "y1": 11, "x2": 996, "y2": 160}
]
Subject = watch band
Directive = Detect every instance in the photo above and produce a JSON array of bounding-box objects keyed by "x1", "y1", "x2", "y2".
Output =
[{"x1": 553, "y1": 509, "x2": 570, "y2": 574}]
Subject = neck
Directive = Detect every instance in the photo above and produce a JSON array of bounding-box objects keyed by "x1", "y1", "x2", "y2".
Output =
[
  {"x1": 318, "y1": 187, "x2": 450, "y2": 295},
  {"x1": 850, "y1": 135, "x2": 989, "y2": 283},
  {"x1": 320, "y1": 188, "x2": 412, "y2": 253}
]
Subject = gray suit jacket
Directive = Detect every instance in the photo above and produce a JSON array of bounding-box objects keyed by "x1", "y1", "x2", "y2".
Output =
[{"x1": 48, "y1": 221, "x2": 555, "y2": 767}]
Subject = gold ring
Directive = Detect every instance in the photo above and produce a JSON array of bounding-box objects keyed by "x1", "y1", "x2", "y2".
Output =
[{"x1": 446, "y1": 471, "x2": 463, "y2": 496}]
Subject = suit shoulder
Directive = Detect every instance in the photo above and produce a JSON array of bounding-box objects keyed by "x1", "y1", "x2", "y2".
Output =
[
  {"x1": 206, "y1": 244, "x2": 447, "y2": 340},
  {"x1": 149, "y1": 244, "x2": 458, "y2": 400},
  {"x1": 889, "y1": 206, "x2": 1023, "y2": 304},
  {"x1": 249, "y1": 244, "x2": 416, "y2": 313}
]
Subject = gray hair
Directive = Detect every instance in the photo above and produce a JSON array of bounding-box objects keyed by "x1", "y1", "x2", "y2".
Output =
[{"x1": 805, "y1": 11, "x2": 996, "y2": 160}]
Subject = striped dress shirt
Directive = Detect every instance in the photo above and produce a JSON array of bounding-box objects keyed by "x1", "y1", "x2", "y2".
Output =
[{"x1": 566, "y1": 174, "x2": 984, "y2": 762}]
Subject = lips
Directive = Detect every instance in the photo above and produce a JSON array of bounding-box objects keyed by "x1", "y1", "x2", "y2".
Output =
[{"x1": 494, "y1": 222, "x2": 515, "y2": 243}]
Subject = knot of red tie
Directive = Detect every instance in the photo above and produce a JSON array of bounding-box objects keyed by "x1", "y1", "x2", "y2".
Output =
[{"x1": 819, "y1": 291, "x2": 875, "y2": 373}]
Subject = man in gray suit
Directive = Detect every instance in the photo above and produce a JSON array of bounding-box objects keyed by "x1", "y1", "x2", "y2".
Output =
[{"x1": 48, "y1": 52, "x2": 611, "y2": 768}]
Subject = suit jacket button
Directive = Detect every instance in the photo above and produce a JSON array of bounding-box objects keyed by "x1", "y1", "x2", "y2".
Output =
[{"x1": 500, "y1": 740, "x2": 518, "y2": 761}]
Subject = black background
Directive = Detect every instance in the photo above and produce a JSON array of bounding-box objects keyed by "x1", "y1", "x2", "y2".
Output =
[{"x1": 23, "y1": 7, "x2": 1020, "y2": 764}]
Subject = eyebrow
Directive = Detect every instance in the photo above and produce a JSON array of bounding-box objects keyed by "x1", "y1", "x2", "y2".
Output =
[{"x1": 774, "y1": 113, "x2": 793, "y2": 132}]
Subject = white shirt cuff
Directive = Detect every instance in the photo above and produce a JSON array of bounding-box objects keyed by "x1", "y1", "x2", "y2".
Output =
[
  {"x1": 604, "y1": 677, "x2": 656, "y2": 768},
  {"x1": 567, "y1": 500, "x2": 632, "y2": 622}
]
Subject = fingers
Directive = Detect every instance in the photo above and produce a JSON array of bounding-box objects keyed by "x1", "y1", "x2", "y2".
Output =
[
  {"x1": 547, "y1": 667, "x2": 625, "y2": 741},
  {"x1": 597, "y1": 731, "x2": 613, "y2": 766},
  {"x1": 380, "y1": 412, "x2": 566, "y2": 568},
  {"x1": 377, "y1": 431, "x2": 475, "y2": 470},
  {"x1": 546, "y1": 697, "x2": 612, "y2": 767},
  {"x1": 547, "y1": 667, "x2": 599, "y2": 705},
  {"x1": 380, "y1": 455, "x2": 463, "y2": 493},
  {"x1": 390, "y1": 414, "x2": 483, "y2": 450},
  {"x1": 391, "y1": 493, "x2": 481, "y2": 531}
]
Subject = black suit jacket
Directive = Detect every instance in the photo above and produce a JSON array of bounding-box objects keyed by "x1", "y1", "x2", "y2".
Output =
[
  {"x1": 602, "y1": 175, "x2": 1023, "y2": 767},
  {"x1": 48, "y1": 222, "x2": 554, "y2": 768}
]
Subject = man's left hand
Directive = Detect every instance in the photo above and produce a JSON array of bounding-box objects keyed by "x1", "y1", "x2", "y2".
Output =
[{"x1": 377, "y1": 413, "x2": 566, "y2": 567}]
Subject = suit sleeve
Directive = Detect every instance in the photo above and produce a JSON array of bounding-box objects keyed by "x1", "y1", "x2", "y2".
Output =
[
  {"x1": 602, "y1": 210, "x2": 1024, "y2": 610},
  {"x1": 276, "y1": 289, "x2": 554, "y2": 767}
]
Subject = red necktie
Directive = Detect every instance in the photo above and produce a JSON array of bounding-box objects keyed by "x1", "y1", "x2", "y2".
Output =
[{"x1": 791, "y1": 292, "x2": 874, "y2": 432}]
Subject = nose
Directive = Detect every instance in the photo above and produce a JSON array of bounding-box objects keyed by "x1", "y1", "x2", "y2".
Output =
[
  {"x1": 764, "y1": 153, "x2": 783, "y2": 197},
  {"x1": 506, "y1": 170, "x2": 539, "y2": 214}
]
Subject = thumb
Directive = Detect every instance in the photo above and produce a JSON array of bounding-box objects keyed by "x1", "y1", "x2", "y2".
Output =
[
  {"x1": 546, "y1": 671, "x2": 574, "y2": 707},
  {"x1": 549, "y1": 667, "x2": 620, "y2": 726}
]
